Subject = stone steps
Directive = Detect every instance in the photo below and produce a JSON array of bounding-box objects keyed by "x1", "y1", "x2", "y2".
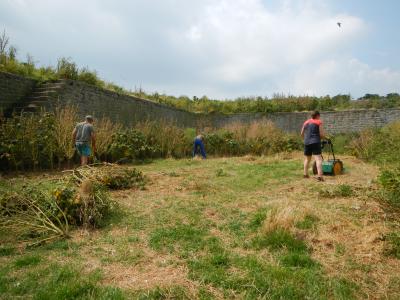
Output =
[{"x1": 16, "y1": 80, "x2": 67, "y2": 114}]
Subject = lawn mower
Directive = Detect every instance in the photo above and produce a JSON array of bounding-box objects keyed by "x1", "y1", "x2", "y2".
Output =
[{"x1": 312, "y1": 139, "x2": 344, "y2": 176}]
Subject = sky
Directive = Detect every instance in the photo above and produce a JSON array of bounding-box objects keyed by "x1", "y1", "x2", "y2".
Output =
[{"x1": 1, "y1": 0, "x2": 400, "y2": 99}]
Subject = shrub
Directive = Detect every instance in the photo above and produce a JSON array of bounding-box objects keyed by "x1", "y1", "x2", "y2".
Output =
[
  {"x1": 350, "y1": 122, "x2": 400, "y2": 164},
  {"x1": 0, "y1": 112, "x2": 57, "y2": 171},
  {"x1": 107, "y1": 129, "x2": 156, "y2": 161},
  {"x1": 136, "y1": 121, "x2": 192, "y2": 158},
  {"x1": 56, "y1": 57, "x2": 78, "y2": 80},
  {"x1": 379, "y1": 167, "x2": 400, "y2": 208}
]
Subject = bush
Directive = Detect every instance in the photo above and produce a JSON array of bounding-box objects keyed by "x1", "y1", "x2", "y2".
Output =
[
  {"x1": 350, "y1": 122, "x2": 400, "y2": 164},
  {"x1": 107, "y1": 129, "x2": 156, "y2": 161},
  {"x1": 379, "y1": 167, "x2": 400, "y2": 208},
  {"x1": 0, "y1": 112, "x2": 57, "y2": 171}
]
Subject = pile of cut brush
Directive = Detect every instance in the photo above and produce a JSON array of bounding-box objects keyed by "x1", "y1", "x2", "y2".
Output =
[
  {"x1": 0, "y1": 163, "x2": 145, "y2": 246},
  {"x1": 69, "y1": 163, "x2": 146, "y2": 190}
]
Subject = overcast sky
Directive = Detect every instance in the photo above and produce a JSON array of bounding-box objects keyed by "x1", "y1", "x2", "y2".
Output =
[{"x1": 1, "y1": 0, "x2": 400, "y2": 99}]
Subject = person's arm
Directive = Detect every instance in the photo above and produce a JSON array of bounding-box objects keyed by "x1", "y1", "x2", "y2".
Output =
[
  {"x1": 72, "y1": 127, "x2": 77, "y2": 145},
  {"x1": 300, "y1": 125, "x2": 305, "y2": 138},
  {"x1": 91, "y1": 132, "x2": 96, "y2": 154},
  {"x1": 319, "y1": 125, "x2": 326, "y2": 140}
]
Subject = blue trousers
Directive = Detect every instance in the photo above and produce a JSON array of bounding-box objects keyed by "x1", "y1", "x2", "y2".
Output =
[{"x1": 193, "y1": 139, "x2": 206, "y2": 159}]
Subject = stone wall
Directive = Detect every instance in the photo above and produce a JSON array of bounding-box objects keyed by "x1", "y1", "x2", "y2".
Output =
[
  {"x1": 1, "y1": 71, "x2": 400, "y2": 133},
  {"x1": 56, "y1": 80, "x2": 201, "y2": 127},
  {"x1": 0, "y1": 72, "x2": 36, "y2": 114},
  {"x1": 207, "y1": 109, "x2": 400, "y2": 134}
]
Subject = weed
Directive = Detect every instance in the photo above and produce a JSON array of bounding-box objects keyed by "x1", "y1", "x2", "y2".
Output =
[
  {"x1": 319, "y1": 184, "x2": 354, "y2": 198},
  {"x1": 149, "y1": 224, "x2": 207, "y2": 253},
  {"x1": 280, "y1": 253, "x2": 318, "y2": 268},
  {"x1": 384, "y1": 232, "x2": 400, "y2": 259},
  {"x1": 248, "y1": 208, "x2": 268, "y2": 231},
  {"x1": 14, "y1": 255, "x2": 41, "y2": 268},
  {"x1": 0, "y1": 246, "x2": 15, "y2": 256},
  {"x1": 295, "y1": 214, "x2": 319, "y2": 230},
  {"x1": 215, "y1": 168, "x2": 227, "y2": 177},
  {"x1": 251, "y1": 229, "x2": 308, "y2": 252},
  {"x1": 134, "y1": 286, "x2": 191, "y2": 300},
  {"x1": 335, "y1": 243, "x2": 346, "y2": 256}
]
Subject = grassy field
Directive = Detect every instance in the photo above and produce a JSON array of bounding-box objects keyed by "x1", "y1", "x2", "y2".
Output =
[{"x1": 0, "y1": 153, "x2": 399, "y2": 299}]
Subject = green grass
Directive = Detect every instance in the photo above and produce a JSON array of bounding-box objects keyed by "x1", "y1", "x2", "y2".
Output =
[
  {"x1": 0, "y1": 246, "x2": 15, "y2": 257},
  {"x1": 384, "y1": 232, "x2": 400, "y2": 259},
  {"x1": 296, "y1": 214, "x2": 320, "y2": 230},
  {"x1": 251, "y1": 229, "x2": 308, "y2": 252},
  {"x1": 0, "y1": 156, "x2": 397, "y2": 299},
  {"x1": 14, "y1": 255, "x2": 42, "y2": 268},
  {"x1": 0, "y1": 262, "x2": 126, "y2": 299}
]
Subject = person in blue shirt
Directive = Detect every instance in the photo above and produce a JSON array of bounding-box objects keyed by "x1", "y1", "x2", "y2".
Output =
[{"x1": 193, "y1": 134, "x2": 206, "y2": 159}]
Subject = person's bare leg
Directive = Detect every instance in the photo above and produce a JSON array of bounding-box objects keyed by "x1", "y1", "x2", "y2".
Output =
[
  {"x1": 314, "y1": 154, "x2": 323, "y2": 179},
  {"x1": 304, "y1": 156, "x2": 311, "y2": 177},
  {"x1": 81, "y1": 156, "x2": 88, "y2": 166}
]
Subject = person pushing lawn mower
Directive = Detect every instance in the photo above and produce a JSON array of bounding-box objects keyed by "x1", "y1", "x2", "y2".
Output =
[{"x1": 301, "y1": 111, "x2": 326, "y2": 181}]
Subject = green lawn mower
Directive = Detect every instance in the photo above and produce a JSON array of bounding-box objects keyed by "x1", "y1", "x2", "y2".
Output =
[{"x1": 312, "y1": 139, "x2": 344, "y2": 176}]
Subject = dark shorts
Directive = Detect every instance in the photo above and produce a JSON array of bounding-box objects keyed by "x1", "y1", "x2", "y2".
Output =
[{"x1": 304, "y1": 143, "x2": 321, "y2": 156}]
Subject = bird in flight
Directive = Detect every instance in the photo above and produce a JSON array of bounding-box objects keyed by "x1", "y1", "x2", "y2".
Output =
[{"x1": 337, "y1": 22, "x2": 342, "y2": 28}]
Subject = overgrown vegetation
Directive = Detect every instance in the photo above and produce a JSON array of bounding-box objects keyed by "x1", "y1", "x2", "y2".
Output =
[
  {"x1": 349, "y1": 121, "x2": 400, "y2": 208},
  {"x1": 0, "y1": 108, "x2": 302, "y2": 172},
  {"x1": 1, "y1": 29, "x2": 400, "y2": 114}
]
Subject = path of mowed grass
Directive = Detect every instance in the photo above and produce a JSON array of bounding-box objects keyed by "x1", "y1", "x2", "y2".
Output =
[{"x1": 0, "y1": 156, "x2": 395, "y2": 299}]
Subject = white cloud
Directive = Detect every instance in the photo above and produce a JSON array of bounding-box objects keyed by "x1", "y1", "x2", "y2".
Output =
[
  {"x1": 1, "y1": 0, "x2": 400, "y2": 98},
  {"x1": 289, "y1": 58, "x2": 400, "y2": 96}
]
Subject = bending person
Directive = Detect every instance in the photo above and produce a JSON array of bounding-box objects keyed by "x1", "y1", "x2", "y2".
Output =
[
  {"x1": 301, "y1": 111, "x2": 326, "y2": 181},
  {"x1": 193, "y1": 134, "x2": 206, "y2": 159}
]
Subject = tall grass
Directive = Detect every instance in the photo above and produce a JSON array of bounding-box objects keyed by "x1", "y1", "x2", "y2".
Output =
[
  {"x1": 349, "y1": 121, "x2": 400, "y2": 208},
  {"x1": 54, "y1": 105, "x2": 78, "y2": 167},
  {"x1": 95, "y1": 117, "x2": 123, "y2": 159},
  {"x1": 0, "y1": 109, "x2": 303, "y2": 171}
]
